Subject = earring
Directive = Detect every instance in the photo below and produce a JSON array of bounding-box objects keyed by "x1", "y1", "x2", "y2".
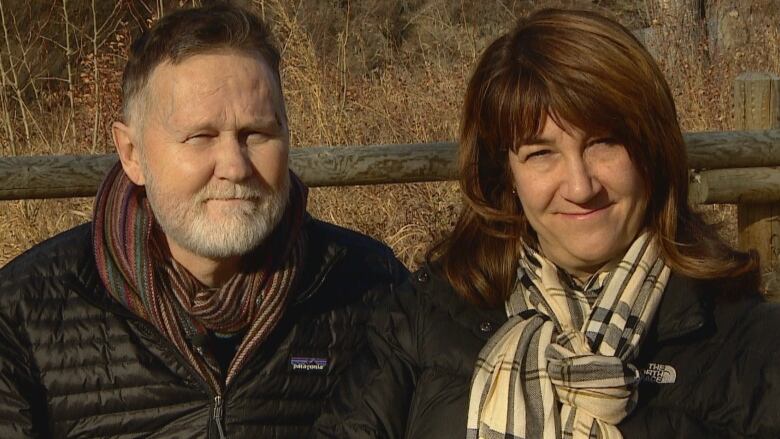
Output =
[{"x1": 511, "y1": 188, "x2": 517, "y2": 195}]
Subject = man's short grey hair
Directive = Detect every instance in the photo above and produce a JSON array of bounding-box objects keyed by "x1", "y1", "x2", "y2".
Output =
[{"x1": 121, "y1": 2, "x2": 282, "y2": 125}]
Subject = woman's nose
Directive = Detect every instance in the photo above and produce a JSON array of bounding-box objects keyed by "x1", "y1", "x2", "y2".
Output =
[{"x1": 560, "y1": 158, "x2": 602, "y2": 203}]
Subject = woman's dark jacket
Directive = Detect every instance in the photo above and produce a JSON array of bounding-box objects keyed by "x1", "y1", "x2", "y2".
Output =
[
  {"x1": 0, "y1": 219, "x2": 407, "y2": 438},
  {"x1": 314, "y1": 264, "x2": 780, "y2": 438}
]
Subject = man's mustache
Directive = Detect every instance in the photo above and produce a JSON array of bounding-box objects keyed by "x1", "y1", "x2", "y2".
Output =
[{"x1": 195, "y1": 181, "x2": 268, "y2": 201}]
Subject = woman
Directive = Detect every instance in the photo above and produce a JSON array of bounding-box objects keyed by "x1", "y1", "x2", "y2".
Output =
[{"x1": 314, "y1": 8, "x2": 780, "y2": 439}]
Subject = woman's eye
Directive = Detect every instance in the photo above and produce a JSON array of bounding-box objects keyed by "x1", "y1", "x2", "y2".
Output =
[
  {"x1": 588, "y1": 137, "x2": 618, "y2": 147},
  {"x1": 586, "y1": 137, "x2": 625, "y2": 161},
  {"x1": 525, "y1": 149, "x2": 551, "y2": 160}
]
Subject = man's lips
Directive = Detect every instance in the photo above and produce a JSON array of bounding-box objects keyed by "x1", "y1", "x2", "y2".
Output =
[
  {"x1": 205, "y1": 196, "x2": 260, "y2": 201},
  {"x1": 204, "y1": 197, "x2": 258, "y2": 206}
]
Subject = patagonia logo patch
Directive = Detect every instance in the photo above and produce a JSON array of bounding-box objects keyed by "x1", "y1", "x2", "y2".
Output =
[
  {"x1": 640, "y1": 363, "x2": 677, "y2": 384},
  {"x1": 290, "y1": 356, "x2": 328, "y2": 372}
]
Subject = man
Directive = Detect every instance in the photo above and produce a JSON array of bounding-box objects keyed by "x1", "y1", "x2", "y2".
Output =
[{"x1": 0, "y1": 3, "x2": 405, "y2": 438}]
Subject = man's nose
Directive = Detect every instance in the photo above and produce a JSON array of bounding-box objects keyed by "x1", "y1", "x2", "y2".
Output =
[
  {"x1": 560, "y1": 157, "x2": 601, "y2": 204},
  {"x1": 214, "y1": 135, "x2": 253, "y2": 182}
]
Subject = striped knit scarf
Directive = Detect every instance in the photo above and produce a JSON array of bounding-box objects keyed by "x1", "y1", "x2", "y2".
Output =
[
  {"x1": 93, "y1": 162, "x2": 307, "y2": 394},
  {"x1": 466, "y1": 231, "x2": 670, "y2": 439}
]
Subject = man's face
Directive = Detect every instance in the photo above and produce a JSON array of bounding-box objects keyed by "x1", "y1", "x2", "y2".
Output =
[{"x1": 131, "y1": 50, "x2": 290, "y2": 260}]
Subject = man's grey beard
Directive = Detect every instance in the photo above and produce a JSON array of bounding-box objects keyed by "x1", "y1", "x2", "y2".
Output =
[{"x1": 142, "y1": 162, "x2": 290, "y2": 259}]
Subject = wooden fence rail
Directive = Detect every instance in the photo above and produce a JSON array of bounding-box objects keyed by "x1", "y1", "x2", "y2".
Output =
[
  {"x1": 1, "y1": 72, "x2": 779, "y2": 300},
  {"x1": 1, "y1": 129, "x2": 779, "y2": 202}
]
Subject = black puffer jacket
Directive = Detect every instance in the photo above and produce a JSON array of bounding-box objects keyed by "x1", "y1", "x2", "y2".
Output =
[
  {"x1": 0, "y1": 219, "x2": 406, "y2": 438},
  {"x1": 315, "y1": 265, "x2": 780, "y2": 438}
]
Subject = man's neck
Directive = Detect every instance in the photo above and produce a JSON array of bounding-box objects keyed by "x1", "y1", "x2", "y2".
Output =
[{"x1": 165, "y1": 236, "x2": 241, "y2": 287}]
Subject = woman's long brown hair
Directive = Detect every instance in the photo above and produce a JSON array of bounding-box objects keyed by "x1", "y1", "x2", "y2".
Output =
[{"x1": 429, "y1": 9, "x2": 759, "y2": 308}]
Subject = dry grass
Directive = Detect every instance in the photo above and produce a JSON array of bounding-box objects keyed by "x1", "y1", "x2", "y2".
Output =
[{"x1": 0, "y1": 0, "x2": 779, "y2": 269}]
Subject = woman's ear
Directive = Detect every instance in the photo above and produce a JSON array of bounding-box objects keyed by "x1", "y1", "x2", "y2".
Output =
[{"x1": 112, "y1": 121, "x2": 145, "y2": 186}]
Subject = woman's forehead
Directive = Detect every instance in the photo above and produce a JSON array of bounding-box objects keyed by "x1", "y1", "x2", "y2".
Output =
[{"x1": 511, "y1": 111, "x2": 614, "y2": 147}]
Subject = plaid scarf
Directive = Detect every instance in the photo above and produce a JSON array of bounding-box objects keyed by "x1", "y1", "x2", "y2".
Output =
[
  {"x1": 466, "y1": 231, "x2": 670, "y2": 439},
  {"x1": 93, "y1": 162, "x2": 307, "y2": 394}
]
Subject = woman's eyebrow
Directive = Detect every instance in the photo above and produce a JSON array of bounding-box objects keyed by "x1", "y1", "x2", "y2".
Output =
[{"x1": 520, "y1": 136, "x2": 556, "y2": 146}]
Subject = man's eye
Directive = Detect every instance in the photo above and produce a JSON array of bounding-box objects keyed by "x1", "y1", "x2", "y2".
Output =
[
  {"x1": 184, "y1": 134, "x2": 213, "y2": 144},
  {"x1": 246, "y1": 133, "x2": 270, "y2": 145}
]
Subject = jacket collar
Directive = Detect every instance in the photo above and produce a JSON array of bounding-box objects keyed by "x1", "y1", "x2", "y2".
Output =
[
  {"x1": 287, "y1": 216, "x2": 347, "y2": 306},
  {"x1": 421, "y1": 264, "x2": 508, "y2": 341},
  {"x1": 651, "y1": 274, "x2": 711, "y2": 343},
  {"x1": 423, "y1": 268, "x2": 713, "y2": 345}
]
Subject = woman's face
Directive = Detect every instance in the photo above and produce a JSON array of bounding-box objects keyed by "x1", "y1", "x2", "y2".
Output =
[{"x1": 508, "y1": 116, "x2": 647, "y2": 278}]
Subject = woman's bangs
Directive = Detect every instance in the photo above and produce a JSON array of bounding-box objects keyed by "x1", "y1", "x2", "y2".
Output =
[
  {"x1": 503, "y1": 71, "x2": 550, "y2": 152},
  {"x1": 546, "y1": 81, "x2": 632, "y2": 145},
  {"x1": 506, "y1": 71, "x2": 632, "y2": 151}
]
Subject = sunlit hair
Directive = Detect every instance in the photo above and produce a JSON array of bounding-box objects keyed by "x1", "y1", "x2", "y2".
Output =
[
  {"x1": 121, "y1": 2, "x2": 282, "y2": 125},
  {"x1": 429, "y1": 8, "x2": 759, "y2": 307}
]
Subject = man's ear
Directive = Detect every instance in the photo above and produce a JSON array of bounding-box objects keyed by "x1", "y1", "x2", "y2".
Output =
[{"x1": 112, "y1": 121, "x2": 145, "y2": 185}]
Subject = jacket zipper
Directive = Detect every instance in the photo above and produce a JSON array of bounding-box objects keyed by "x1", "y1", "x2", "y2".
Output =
[
  {"x1": 133, "y1": 320, "x2": 230, "y2": 438},
  {"x1": 213, "y1": 395, "x2": 227, "y2": 439}
]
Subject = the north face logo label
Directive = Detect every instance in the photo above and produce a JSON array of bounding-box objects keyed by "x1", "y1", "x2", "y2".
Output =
[
  {"x1": 290, "y1": 356, "x2": 328, "y2": 372},
  {"x1": 641, "y1": 363, "x2": 677, "y2": 384}
]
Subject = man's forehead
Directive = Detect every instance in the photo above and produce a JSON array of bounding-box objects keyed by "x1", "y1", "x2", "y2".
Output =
[
  {"x1": 142, "y1": 50, "x2": 284, "y2": 127},
  {"x1": 150, "y1": 51, "x2": 277, "y2": 94}
]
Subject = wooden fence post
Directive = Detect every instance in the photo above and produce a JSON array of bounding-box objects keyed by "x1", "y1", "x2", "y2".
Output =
[{"x1": 734, "y1": 72, "x2": 780, "y2": 300}]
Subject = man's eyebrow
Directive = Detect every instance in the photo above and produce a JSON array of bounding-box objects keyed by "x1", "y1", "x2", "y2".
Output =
[
  {"x1": 249, "y1": 116, "x2": 282, "y2": 130},
  {"x1": 175, "y1": 122, "x2": 215, "y2": 134}
]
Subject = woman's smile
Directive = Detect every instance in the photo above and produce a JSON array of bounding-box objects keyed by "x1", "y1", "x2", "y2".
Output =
[{"x1": 557, "y1": 203, "x2": 614, "y2": 219}]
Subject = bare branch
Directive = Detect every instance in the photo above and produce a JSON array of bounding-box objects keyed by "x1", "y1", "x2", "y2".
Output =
[
  {"x1": 0, "y1": 0, "x2": 30, "y2": 148},
  {"x1": 62, "y1": 0, "x2": 75, "y2": 144},
  {"x1": 90, "y1": 0, "x2": 100, "y2": 153}
]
